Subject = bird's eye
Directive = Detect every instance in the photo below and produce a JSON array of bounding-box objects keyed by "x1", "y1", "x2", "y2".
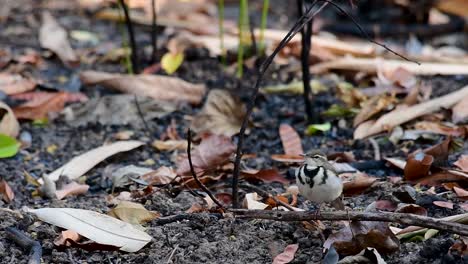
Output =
[{"x1": 313, "y1": 155, "x2": 321, "y2": 159}]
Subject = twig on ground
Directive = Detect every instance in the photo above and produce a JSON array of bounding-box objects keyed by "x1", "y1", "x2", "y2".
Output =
[
  {"x1": 187, "y1": 129, "x2": 225, "y2": 209},
  {"x1": 118, "y1": 0, "x2": 140, "y2": 73},
  {"x1": 133, "y1": 95, "x2": 153, "y2": 139},
  {"x1": 368, "y1": 137, "x2": 381, "y2": 161},
  {"x1": 166, "y1": 245, "x2": 179, "y2": 264},
  {"x1": 154, "y1": 213, "x2": 223, "y2": 225},
  {"x1": 150, "y1": 0, "x2": 158, "y2": 63},
  {"x1": 5, "y1": 227, "x2": 42, "y2": 264},
  {"x1": 231, "y1": 209, "x2": 468, "y2": 236}
]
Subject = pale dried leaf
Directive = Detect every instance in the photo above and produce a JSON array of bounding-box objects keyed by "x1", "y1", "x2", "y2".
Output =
[
  {"x1": 141, "y1": 166, "x2": 177, "y2": 185},
  {"x1": 26, "y1": 207, "x2": 152, "y2": 252},
  {"x1": 279, "y1": 124, "x2": 303, "y2": 156},
  {"x1": 452, "y1": 95, "x2": 468, "y2": 123},
  {"x1": 39, "y1": 11, "x2": 77, "y2": 64},
  {"x1": 152, "y1": 139, "x2": 187, "y2": 151},
  {"x1": 54, "y1": 230, "x2": 81, "y2": 246},
  {"x1": 0, "y1": 73, "x2": 36, "y2": 95},
  {"x1": 272, "y1": 244, "x2": 299, "y2": 264},
  {"x1": 454, "y1": 155, "x2": 468, "y2": 173},
  {"x1": 354, "y1": 95, "x2": 397, "y2": 127},
  {"x1": 46, "y1": 141, "x2": 144, "y2": 182},
  {"x1": 55, "y1": 181, "x2": 89, "y2": 200},
  {"x1": 0, "y1": 179, "x2": 14, "y2": 203},
  {"x1": 109, "y1": 201, "x2": 158, "y2": 225},
  {"x1": 80, "y1": 71, "x2": 206, "y2": 104},
  {"x1": 191, "y1": 90, "x2": 245, "y2": 137},
  {"x1": 243, "y1": 192, "x2": 268, "y2": 210},
  {"x1": 0, "y1": 101, "x2": 20, "y2": 137}
]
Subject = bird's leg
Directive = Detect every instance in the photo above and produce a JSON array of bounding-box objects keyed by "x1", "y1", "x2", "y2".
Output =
[{"x1": 314, "y1": 203, "x2": 322, "y2": 220}]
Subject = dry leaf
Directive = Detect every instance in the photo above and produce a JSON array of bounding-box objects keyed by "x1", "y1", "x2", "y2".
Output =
[
  {"x1": 433, "y1": 201, "x2": 454, "y2": 209},
  {"x1": 279, "y1": 124, "x2": 303, "y2": 156},
  {"x1": 452, "y1": 96, "x2": 468, "y2": 123},
  {"x1": 141, "y1": 166, "x2": 177, "y2": 185},
  {"x1": 414, "y1": 121, "x2": 465, "y2": 137},
  {"x1": 55, "y1": 181, "x2": 89, "y2": 200},
  {"x1": 454, "y1": 155, "x2": 468, "y2": 172},
  {"x1": 272, "y1": 244, "x2": 299, "y2": 264},
  {"x1": 176, "y1": 134, "x2": 235, "y2": 176},
  {"x1": 80, "y1": 71, "x2": 206, "y2": 104},
  {"x1": 395, "y1": 203, "x2": 427, "y2": 216},
  {"x1": 39, "y1": 11, "x2": 78, "y2": 65},
  {"x1": 54, "y1": 230, "x2": 81, "y2": 247},
  {"x1": 11, "y1": 91, "x2": 88, "y2": 106},
  {"x1": 354, "y1": 85, "x2": 468, "y2": 139},
  {"x1": 341, "y1": 172, "x2": 377, "y2": 196},
  {"x1": 26, "y1": 207, "x2": 152, "y2": 252},
  {"x1": 151, "y1": 139, "x2": 187, "y2": 151},
  {"x1": 353, "y1": 95, "x2": 397, "y2": 127},
  {"x1": 191, "y1": 90, "x2": 246, "y2": 137},
  {"x1": 270, "y1": 154, "x2": 304, "y2": 163},
  {"x1": 0, "y1": 179, "x2": 14, "y2": 203},
  {"x1": 46, "y1": 140, "x2": 144, "y2": 182},
  {"x1": 404, "y1": 152, "x2": 434, "y2": 181},
  {"x1": 0, "y1": 101, "x2": 20, "y2": 137},
  {"x1": 454, "y1": 187, "x2": 468, "y2": 200},
  {"x1": 13, "y1": 92, "x2": 69, "y2": 120},
  {"x1": 108, "y1": 201, "x2": 158, "y2": 225},
  {"x1": 243, "y1": 192, "x2": 268, "y2": 210},
  {"x1": 242, "y1": 169, "x2": 289, "y2": 184},
  {"x1": 0, "y1": 73, "x2": 36, "y2": 95}
]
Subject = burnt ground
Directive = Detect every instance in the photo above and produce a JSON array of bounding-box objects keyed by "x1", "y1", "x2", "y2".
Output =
[{"x1": 1, "y1": 1, "x2": 468, "y2": 263}]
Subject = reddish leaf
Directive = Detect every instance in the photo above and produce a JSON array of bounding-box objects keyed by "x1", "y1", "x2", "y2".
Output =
[
  {"x1": 141, "y1": 166, "x2": 177, "y2": 185},
  {"x1": 279, "y1": 124, "x2": 303, "y2": 156},
  {"x1": 11, "y1": 91, "x2": 88, "y2": 105},
  {"x1": 395, "y1": 203, "x2": 427, "y2": 216},
  {"x1": 341, "y1": 172, "x2": 377, "y2": 196},
  {"x1": 55, "y1": 181, "x2": 89, "y2": 200},
  {"x1": 404, "y1": 152, "x2": 434, "y2": 181},
  {"x1": 0, "y1": 179, "x2": 14, "y2": 203},
  {"x1": 327, "y1": 152, "x2": 356, "y2": 163},
  {"x1": 13, "y1": 92, "x2": 69, "y2": 120},
  {"x1": 433, "y1": 201, "x2": 454, "y2": 209},
  {"x1": 454, "y1": 155, "x2": 468, "y2": 173},
  {"x1": 176, "y1": 134, "x2": 235, "y2": 176},
  {"x1": 454, "y1": 186, "x2": 468, "y2": 200},
  {"x1": 418, "y1": 171, "x2": 468, "y2": 186},
  {"x1": 54, "y1": 230, "x2": 81, "y2": 247},
  {"x1": 242, "y1": 169, "x2": 289, "y2": 184},
  {"x1": 423, "y1": 136, "x2": 452, "y2": 167},
  {"x1": 414, "y1": 121, "x2": 465, "y2": 137},
  {"x1": 270, "y1": 154, "x2": 304, "y2": 163},
  {"x1": 374, "y1": 200, "x2": 397, "y2": 212},
  {"x1": 0, "y1": 73, "x2": 36, "y2": 95},
  {"x1": 272, "y1": 244, "x2": 299, "y2": 264},
  {"x1": 180, "y1": 175, "x2": 223, "y2": 189}
]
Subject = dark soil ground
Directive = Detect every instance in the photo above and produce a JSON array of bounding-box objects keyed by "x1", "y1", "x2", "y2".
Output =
[{"x1": 1, "y1": 1, "x2": 468, "y2": 263}]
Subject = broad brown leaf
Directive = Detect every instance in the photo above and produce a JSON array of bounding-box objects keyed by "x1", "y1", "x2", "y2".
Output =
[
  {"x1": 341, "y1": 172, "x2": 377, "y2": 196},
  {"x1": 242, "y1": 169, "x2": 289, "y2": 184},
  {"x1": 0, "y1": 73, "x2": 36, "y2": 95},
  {"x1": 454, "y1": 155, "x2": 468, "y2": 173},
  {"x1": 404, "y1": 152, "x2": 434, "y2": 181},
  {"x1": 13, "y1": 92, "x2": 69, "y2": 120},
  {"x1": 141, "y1": 166, "x2": 177, "y2": 185},
  {"x1": 0, "y1": 179, "x2": 14, "y2": 203},
  {"x1": 279, "y1": 124, "x2": 303, "y2": 156}
]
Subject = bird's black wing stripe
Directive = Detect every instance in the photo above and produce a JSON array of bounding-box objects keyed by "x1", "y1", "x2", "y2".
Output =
[{"x1": 320, "y1": 168, "x2": 328, "y2": 185}]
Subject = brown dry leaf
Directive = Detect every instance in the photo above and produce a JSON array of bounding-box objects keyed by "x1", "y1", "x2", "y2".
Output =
[
  {"x1": 354, "y1": 85, "x2": 468, "y2": 139},
  {"x1": 141, "y1": 166, "x2": 177, "y2": 185},
  {"x1": 452, "y1": 95, "x2": 468, "y2": 124},
  {"x1": 242, "y1": 169, "x2": 289, "y2": 184},
  {"x1": 13, "y1": 92, "x2": 69, "y2": 120},
  {"x1": 433, "y1": 201, "x2": 454, "y2": 209},
  {"x1": 454, "y1": 155, "x2": 468, "y2": 172},
  {"x1": 176, "y1": 134, "x2": 235, "y2": 176},
  {"x1": 109, "y1": 201, "x2": 158, "y2": 225},
  {"x1": 243, "y1": 192, "x2": 269, "y2": 210},
  {"x1": 454, "y1": 187, "x2": 468, "y2": 200},
  {"x1": 0, "y1": 179, "x2": 14, "y2": 203},
  {"x1": 80, "y1": 71, "x2": 206, "y2": 105},
  {"x1": 151, "y1": 139, "x2": 187, "y2": 151},
  {"x1": 423, "y1": 136, "x2": 453, "y2": 167},
  {"x1": 181, "y1": 174, "x2": 223, "y2": 189},
  {"x1": 395, "y1": 203, "x2": 427, "y2": 216},
  {"x1": 404, "y1": 152, "x2": 434, "y2": 181},
  {"x1": 436, "y1": 0, "x2": 468, "y2": 16},
  {"x1": 270, "y1": 154, "x2": 304, "y2": 163},
  {"x1": 377, "y1": 67, "x2": 417, "y2": 89},
  {"x1": 11, "y1": 91, "x2": 89, "y2": 105},
  {"x1": 55, "y1": 181, "x2": 89, "y2": 200},
  {"x1": 341, "y1": 172, "x2": 377, "y2": 196},
  {"x1": 414, "y1": 121, "x2": 465, "y2": 137},
  {"x1": 354, "y1": 94, "x2": 397, "y2": 127},
  {"x1": 0, "y1": 73, "x2": 36, "y2": 95},
  {"x1": 272, "y1": 244, "x2": 299, "y2": 264},
  {"x1": 54, "y1": 230, "x2": 81, "y2": 247},
  {"x1": 265, "y1": 195, "x2": 290, "y2": 208},
  {"x1": 324, "y1": 220, "x2": 400, "y2": 255},
  {"x1": 191, "y1": 90, "x2": 245, "y2": 137},
  {"x1": 279, "y1": 124, "x2": 303, "y2": 156},
  {"x1": 0, "y1": 101, "x2": 20, "y2": 137},
  {"x1": 417, "y1": 170, "x2": 468, "y2": 186},
  {"x1": 39, "y1": 11, "x2": 78, "y2": 65}
]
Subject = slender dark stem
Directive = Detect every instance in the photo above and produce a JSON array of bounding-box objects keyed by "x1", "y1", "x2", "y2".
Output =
[
  {"x1": 6, "y1": 227, "x2": 42, "y2": 264},
  {"x1": 134, "y1": 95, "x2": 152, "y2": 139},
  {"x1": 151, "y1": 0, "x2": 158, "y2": 63},
  {"x1": 249, "y1": 15, "x2": 257, "y2": 57},
  {"x1": 232, "y1": 1, "x2": 322, "y2": 208},
  {"x1": 187, "y1": 129, "x2": 225, "y2": 209},
  {"x1": 231, "y1": 209, "x2": 468, "y2": 237},
  {"x1": 297, "y1": 0, "x2": 314, "y2": 123},
  {"x1": 118, "y1": 0, "x2": 140, "y2": 73}
]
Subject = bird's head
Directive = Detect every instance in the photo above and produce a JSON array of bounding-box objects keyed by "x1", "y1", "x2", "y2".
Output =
[{"x1": 301, "y1": 151, "x2": 328, "y2": 167}]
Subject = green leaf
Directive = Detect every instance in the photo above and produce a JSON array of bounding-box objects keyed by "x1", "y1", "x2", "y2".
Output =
[
  {"x1": 33, "y1": 118, "x2": 49, "y2": 127},
  {"x1": 424, "y1": 229, "x2": 439, "y2": 240},
  {"x1": 322, "y1": 104, "x2": 358, "y2": 118},
  {"x1": 0, "y1": 134, "x2": 20, "y2": 158},
  {"x1": 161, "y1": 52, "x2": 184, "y2": 74},
  {"x1": 306, "y1": 123, "x2": 331, "y2": 135}
]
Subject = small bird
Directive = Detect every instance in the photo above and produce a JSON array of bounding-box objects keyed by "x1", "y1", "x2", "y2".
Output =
[{"x1": 295, "y1": 151, "x2": 343, "y2": 211}]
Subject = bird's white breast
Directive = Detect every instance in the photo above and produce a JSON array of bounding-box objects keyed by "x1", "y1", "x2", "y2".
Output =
[{"x1": 296, "y1": 165, "x2": 343, "y2": 203}]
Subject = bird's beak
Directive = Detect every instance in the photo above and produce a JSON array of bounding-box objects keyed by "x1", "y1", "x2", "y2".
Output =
[{"x1": 299, "y1": 153, "x2": 306, "y2": 157}]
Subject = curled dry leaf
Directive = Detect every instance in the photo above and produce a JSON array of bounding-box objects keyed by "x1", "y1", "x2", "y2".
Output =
[
  {"x1": 0, "y1": 179, "x2": 14, "y2": 203},
  {"x1": 108, "y1": 201, "x2": 158, "y2": 225},
  {"x1": 242, "y1": 169, "x2": 289, "y2": 184},
  {"x1": 80, "y1": 71, "x2": 206, "y2": 105},
  {"x1": 243, "y1": 192, "x2": 268, "y2": 210},
  {"x1": 454, "y1": 155, "x2": 468, "y2": 173},
  {"x1": 404, "y1": 152, "x2": 434, "y2": 181},
  {"x1": 191, "y1": 90, "x2": 246, "y2": 137},
  {"x1": 54, "y1": 230, "x2": 80, "y2": 247},
  {"x1": 0, "y1": 73, "x2": 36, "y2": 95},
  {"x1": 324, "y1": 220, "x2": 400, "y2": 255},
  {"x1": 341, "y1": 172, "x2": 377, "y2": 196},
  {"x1": 55, "y1": 181, "x2": 89, "y2": 200},
  {"x1": 354, "y1": 85, "x2": 468, "y2": 139},
  {"x1": 46, "y1": 140, "x2": 144, "y2": 182},
  {"x1": 176, "y1": 134, "x2": 235, "y2": 176},
  {"x1": 26, "y1": 207, "x2": 152, "y2": 252},
  {"x1": 423, "y1": 136, "x2": 454, "y2": 167},
  {"x1": 39, "y1": 11, "x2": 78, "y2": 65},
  {"x1": 152, "y1": 139, "x2": 187, "y2": 151},
  {"x1": 279, "y1": 124, "x2": 303, "y2": 156},
  {"x1": 141, "y1": 166, "x2": 177, "y2": 185},
  {"x1": 0, "y1": 101, "x2": 20, "y2": 137},
  {"x1": 272, "y1": 244, "x2": 299, "y2": 264}
]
